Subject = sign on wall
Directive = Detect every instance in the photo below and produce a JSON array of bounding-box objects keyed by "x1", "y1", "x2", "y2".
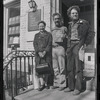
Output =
[{"x1": 28, "y1": 9, "x2": 41, "y2": 31}]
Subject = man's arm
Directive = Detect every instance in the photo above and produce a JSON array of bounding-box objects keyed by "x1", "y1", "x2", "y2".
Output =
[
  {"x1": 63, "y1": 27, "x2": 68, "y2": 50},
  {"x1": 44, "y1": 33, "x2": 52, "y2": 53},
  {"x1": 42, "y1": 33, "x2": 52, "y2": 57},
  {"x1": 78, "y1": 21, "x2": 95, "y2": 49},
  {"x1": 64, "y1": 27, "x2": 68, "y2": 38},
  {"x1": 66, "y1": 25, "x2": 71, "y2": 48},
  {"x1": 33, "y1": 34, "x2": 39, "y2": 53},
  {"x1": 84, "y1": 22, "x2": 95, "y2": 46}
]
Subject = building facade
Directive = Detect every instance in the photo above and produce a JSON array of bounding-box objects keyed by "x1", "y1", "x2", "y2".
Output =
[
  {"x1": 3, "y1": 0, "x2": 97, "y2": 57},
  {"x1": 3, "y1": 0, "x2": 97, "y2": 94}
]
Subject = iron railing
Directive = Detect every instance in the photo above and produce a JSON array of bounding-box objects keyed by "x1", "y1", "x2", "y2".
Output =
[{"x1": 3, "y1": 50, "x2": 35, "y2": 100}]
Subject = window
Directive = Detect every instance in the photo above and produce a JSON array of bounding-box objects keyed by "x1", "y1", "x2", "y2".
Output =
[
  {"x1": 8, "y1": 5, "x2": 20, "y2": 48},
  {"x1": 88, "y1": 56, "x2": 91, "y2": 61},
  {"x1": 80, "y1": 4, "x2": 94, "y2": 12}
]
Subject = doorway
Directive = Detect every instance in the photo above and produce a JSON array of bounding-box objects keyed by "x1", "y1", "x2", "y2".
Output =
[{"x1": 60, "y1": 0, "x2": 94, "y2": 48}]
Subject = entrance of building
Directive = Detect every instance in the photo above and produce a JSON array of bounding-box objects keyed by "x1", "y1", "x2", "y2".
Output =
[{"x1": 60, "y1": 0, "x2": 94, "y2": 48}]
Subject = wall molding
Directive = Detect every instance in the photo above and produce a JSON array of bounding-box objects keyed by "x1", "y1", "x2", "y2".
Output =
[{"x1": 4, "y1": 0, "x2": 20, "y2": 8}]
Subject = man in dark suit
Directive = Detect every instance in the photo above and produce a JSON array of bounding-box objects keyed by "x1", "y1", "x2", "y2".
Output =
[{"x1": 64, "y1": 6, "x2": 95, "y2": 95}]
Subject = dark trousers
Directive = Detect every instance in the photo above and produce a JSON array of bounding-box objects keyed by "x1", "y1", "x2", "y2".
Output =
[{"x1": 67, "y1": 41, "x2": 83, "y2": 91}]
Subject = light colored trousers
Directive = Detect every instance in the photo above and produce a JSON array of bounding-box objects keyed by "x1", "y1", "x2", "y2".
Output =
[{"x1": 52, "y1": 46, "x2": 66, "y2": 88}]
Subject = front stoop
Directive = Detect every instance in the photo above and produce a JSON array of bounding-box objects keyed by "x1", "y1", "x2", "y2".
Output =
[
  {"x1": 14, "y1": 88, "x2": 95, "y2": 100},
  {"x1": 14, "y1": 77, "x2": 96, "y2": 100}
]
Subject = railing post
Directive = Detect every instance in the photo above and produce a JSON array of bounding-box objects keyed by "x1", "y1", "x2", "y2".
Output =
[
  {"x1": 15, "y1": 57, "x2": 18, "y2": 95},
  {"x1": 31, "y1": 57, "x2": 34, "y2": 86},
  {"x1": 6, "y1": 68, "x2": 8, "y2": 89},
  {"x1": 3, "y1": 80, "x2": 6, "y2": 100},
  {"x1": 28, "y1": 56, "x2": 30, "y2": 86},
  {"x1": 24, "y1": 57, "x2": 27, "y2": 88},
  {"x1": 19, "y1": 57, "x2": 22, "y2": 89},
  {"x1": 10, "y1": 60, "x2": 14, "y2": 100}
]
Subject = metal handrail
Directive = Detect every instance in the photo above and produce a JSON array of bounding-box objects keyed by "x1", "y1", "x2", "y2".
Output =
[
  {"x1": 3, "y1": 50, "x2": 17, "y2": 70},
  {"x1": 3, "y1": 50, "x2": 15, "y2": 61},
  {"x1": 3, "y1": 50, "x2": 35, "y2": 100},
  {"x1": 3, "y1": 50, "x2": 35, "y2": 70}
]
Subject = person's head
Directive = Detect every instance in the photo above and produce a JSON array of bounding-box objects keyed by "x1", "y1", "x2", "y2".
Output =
[
  {"x1": 38, "y1": 21, "x2": 46, "y2": 32},
  {"x1": 53, "y1": 13, "x2": 63, "y2": 27},
  {"x1": 67, "y1": 5, "x2": 80, "y2": 21}
]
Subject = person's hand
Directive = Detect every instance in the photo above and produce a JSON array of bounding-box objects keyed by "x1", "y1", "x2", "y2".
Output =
[
  {"x1": 38, "y1": 52, "x2": 43, "y2": 58},
  {"x1": 75, "y1": 74, "x2": 77, "y2": 79},
  {"x1": 66, "y1": 48, "x2": 70, "y2": 54},
  {"x1": 82, "y1": 44, "x2": 86, "y2": 50},
  {"x1": 40, "y1": 51, "x2": 46, "y2": 58},
  {"x1": 42, "y1": 51, "x2": 46, "y2": 56}
]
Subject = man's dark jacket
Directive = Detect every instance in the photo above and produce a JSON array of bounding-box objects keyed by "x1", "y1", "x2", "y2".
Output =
[{"x1": 67, "y1": 19, "x2": 95, "y2": 48}]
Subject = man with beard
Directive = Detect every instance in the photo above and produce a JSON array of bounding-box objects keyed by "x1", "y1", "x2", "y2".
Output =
[
  {"x1": 51, "y1": 13, "x2": 68, "y2": 91},
  {"x1": 64, "y1": 6, "x2": 95, "y2": 95}
]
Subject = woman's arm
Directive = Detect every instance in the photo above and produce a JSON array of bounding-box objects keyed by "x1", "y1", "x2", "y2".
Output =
[
  {"x1": 33, "y1": 34, "x2": 39, "y2": 53},
  {"x1": 44, "y1": 33, "x2": 52, "y2": 53}
]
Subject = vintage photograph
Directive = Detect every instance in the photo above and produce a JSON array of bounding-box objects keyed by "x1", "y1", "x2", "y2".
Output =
[{"x1": 3, "y1": 0, "x2": 97, "y2": 100}]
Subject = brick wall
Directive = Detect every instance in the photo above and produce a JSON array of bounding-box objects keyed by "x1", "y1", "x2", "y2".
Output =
[
  {"x1": 3, "y1": 0, "x2": 57, "y2": 52},
  {"x1": 20, "y1": 0, "x2": 51, "y2": 50}
]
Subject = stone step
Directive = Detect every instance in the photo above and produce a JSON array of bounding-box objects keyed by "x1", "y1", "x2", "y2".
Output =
[{"x1": 14, "y1": 88, "x2": 95, "y2": 100}]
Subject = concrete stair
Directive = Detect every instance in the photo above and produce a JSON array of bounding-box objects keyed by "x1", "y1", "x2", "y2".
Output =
[
  {"x1": 14, "y1": 88, "x2": 95, "y2": 100},
  {"x1": 4, "y1": 77, "x2": 96, "y2": 100},
  {"x1": 14, "y1": 77, "x2": 96, "y2": 100}
]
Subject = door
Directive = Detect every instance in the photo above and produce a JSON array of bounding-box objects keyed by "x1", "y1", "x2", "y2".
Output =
[{"x1": 60, "y1": 0, "x2": 95, "y2": 48}]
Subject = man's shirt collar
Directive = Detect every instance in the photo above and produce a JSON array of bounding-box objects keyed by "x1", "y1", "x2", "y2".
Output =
[{"x1": 68, "y1": 19, "x2": 83, "y2": 25}]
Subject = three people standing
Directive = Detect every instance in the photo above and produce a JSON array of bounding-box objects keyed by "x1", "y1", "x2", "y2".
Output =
[{"x1": 34, "y1": 5, "x2": 94, "y2": 94}]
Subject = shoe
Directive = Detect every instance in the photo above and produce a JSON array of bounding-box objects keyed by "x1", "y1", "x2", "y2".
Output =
[
  {"x1": 50, "y1": 86, "x2": 59, "y2": 89},
  {"x1": 72, "y1": 90, "x2": 81, "y2": 95},
  {"x1": 45, "y1": 86, "x2": 50, "y2": 89},
  {"x1": 58, "y1": 87, "x2": 66, "y2": 91},
  {"x1": 64, "y1": 87, "x2": 73, "y2": 92},
  {"x1": 38, "y1": 85, "x2": 45, "y2": 91}
]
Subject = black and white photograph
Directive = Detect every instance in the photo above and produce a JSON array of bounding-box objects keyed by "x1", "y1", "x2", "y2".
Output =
[{"x1": 3, "y1": 0, "x2": 97, "y2": 100}]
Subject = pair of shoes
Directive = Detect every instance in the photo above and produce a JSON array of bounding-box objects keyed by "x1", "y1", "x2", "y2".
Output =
[
  {"x1": 72, "y1": 90, "x2": 81, "y2": 95},
  {"x1": 50, "y1": 86, "x2": 59, "y2": 89},
  {"x1": 64, "y1": 87, "x2": 73, "y2": 92},
  {"x1": 58, "y1": 87, "x2": 66, "y2": 91},
  {"x1": 38, "y1": 85, "x2": 45, "y2": 91}
]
